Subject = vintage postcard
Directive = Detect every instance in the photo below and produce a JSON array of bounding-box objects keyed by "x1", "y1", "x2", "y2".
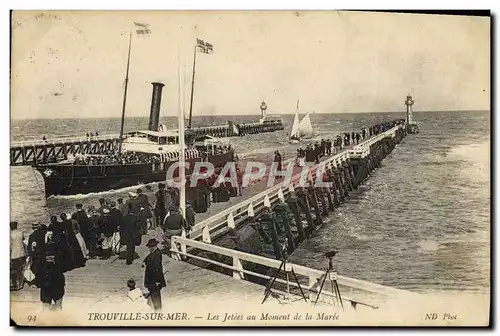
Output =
[{"x1": 9, "y1": 10, "x2": 490, "y2": 327}]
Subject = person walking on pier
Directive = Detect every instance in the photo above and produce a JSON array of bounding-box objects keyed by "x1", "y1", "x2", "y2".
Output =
[
  {"x1": 109, "y1": 201, "x2": 123, "y2": 255},
  {"x1": 297, "y1": 146, "x2": 306, "y2": 167},
  {"x1": 155, "y1": 183, "x2": 169, "y2": 227},
  {"x1": 117, "y1": 198, "x2": 127, "y2": 216},
  {"x1": 121, "y1": 203, "x2": 141, "y2": 265},
  {"x1": 71, "y1": 203, "x2": 91, "y2": 246},
  {"x1": 356, "y1": 132, "x2": 361, "y2": 144},
  {"x1": 97, "y1": 198, "x2": 109, "y2": 215},
  {"x1": 126, "y1": 192, "x2": 142, "y2": 215},
  {"x1": 27, "y1": 222, "x2": 48, "y2": 288},
  {"x1": 326, "y1": 139, "x2": 332, "y2": 155},
  {"x1": 143, "y1": 239, "x2": 166, "y2": 312},
  {"x1": 137, "y1": 188, "x2": 155, "y2": 230},
  {"x1": 274, "y1": 150, "x2": 282, "y2": 175},
  {"x1": 100, "y1": 208, "x2": 115, "y2": 260},
  {"x1": 10, "y1": 221, "x2": 27, "y2": 291}
]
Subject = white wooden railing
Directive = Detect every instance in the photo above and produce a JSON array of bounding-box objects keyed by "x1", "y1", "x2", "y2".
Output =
[
  {"x1": 170, "y1": 236, "x2": 416, "y2": 309},
  {"x1": 189, "y1": 125, "x2": 404, "y2": 243}
]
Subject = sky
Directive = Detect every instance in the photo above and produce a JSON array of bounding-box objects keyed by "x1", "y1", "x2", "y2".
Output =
[{"x1": 10, "y1": 11, "x2": 490, "y2": 119}]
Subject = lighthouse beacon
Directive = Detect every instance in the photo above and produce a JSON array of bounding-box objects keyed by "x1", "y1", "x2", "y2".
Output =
[
  {"x1": 259, "y1": 100, "x2": 268, "y2": 123},
  {"x1": 405, "y1": 94, "x2": 419, "y2": 134}
]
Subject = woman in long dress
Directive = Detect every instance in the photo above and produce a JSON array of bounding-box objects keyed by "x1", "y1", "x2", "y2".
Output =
[{"x1": 70, "y1": 219, "x2": 89, "y2": 265}]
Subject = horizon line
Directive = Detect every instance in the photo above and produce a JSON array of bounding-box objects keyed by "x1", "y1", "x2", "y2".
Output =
[{"x1": 10, "y1": 109, "x2": 489, "y2": 121}]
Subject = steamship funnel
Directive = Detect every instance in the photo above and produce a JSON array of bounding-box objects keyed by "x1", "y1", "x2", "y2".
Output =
[{"x1": 149, "y1": 82, "x2": 165, "y2": 131}]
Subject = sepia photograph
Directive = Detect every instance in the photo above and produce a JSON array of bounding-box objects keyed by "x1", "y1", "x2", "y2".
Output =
[{"x1": 9, "y1": 9, "x2": 490, "y2": 327}]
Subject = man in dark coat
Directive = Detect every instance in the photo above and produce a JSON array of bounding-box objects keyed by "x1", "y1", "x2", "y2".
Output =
[
  {"x1": 126, "y1": 192, "x2": 142, "y2": 215},
  {"x1": 162, "y1": 206, "x2": 189, "y2": 241},
  {"x1": 137, "y1": 188, "x2": 155, "y2": 229},
  {"x1": 143, "y1": 239, "x2": 166, "y2": 312},
  {"x1": 27, "y1": 222, "x2": 48, "y2": 288},
  {"x1": 117, "y1": 198, "x2": 128, "y2": 216},
  {"x1": 71, "y1": 203, "x2": 91, "y2": 244},
  {"x1": 48, "y1": 215, "x2": 74, "y2": 273},
  {"x1": 155, "y1": 183, "x2": 168, "y2": 226},
  {"x1": 121, "y1": 203, "x2": 141, "y2": 265},
  {"x1": 185, "y1": 203, "x2": 196, "y2": 229},
  {"x1": 97, "y1": 198, "x2": 109, "y2": 215},
  {"x1": 274, "y1": 150, "x2": 282, "y2": 173},
  {"x1": 38, "y1": 247, "x2": 65, "y2": 311}
]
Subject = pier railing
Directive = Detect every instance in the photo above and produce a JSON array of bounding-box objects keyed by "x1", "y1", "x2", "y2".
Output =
[
  {"x1": 189, "y1": 125, "x2": 404, "y2": 243},
  {"x1": 171, "y1": 235, "x2": 415, "y2": 309},
  {"x1": 11, "y1": 134, "x2": 120, "y2": 148}
]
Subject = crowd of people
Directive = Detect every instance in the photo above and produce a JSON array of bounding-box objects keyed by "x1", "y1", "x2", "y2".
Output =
[
  {"x1": 71, "y1": 145, "x2": 233, "y2": 166},
  {"x1": 73, "y1": 151, "x2": 164, "y2": 165},
  {"x1": 9, "y1": 184, "x2": 201, "y2": 311},
  {"x1": 294, "y1": 119, "x2": 406, "y2": 166}
]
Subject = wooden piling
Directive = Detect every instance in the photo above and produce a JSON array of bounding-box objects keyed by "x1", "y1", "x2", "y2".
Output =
[{"x1": 286, "y1": 196, "x2": 306, "y2": 241}]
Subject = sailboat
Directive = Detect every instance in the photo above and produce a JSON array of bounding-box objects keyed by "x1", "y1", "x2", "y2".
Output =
[
  {"x1": 298, "y1": 112, "x2": 314, "y2": 139},
  {"x1": 289, "y1": 99, "x2": 315, "y2": 143}
]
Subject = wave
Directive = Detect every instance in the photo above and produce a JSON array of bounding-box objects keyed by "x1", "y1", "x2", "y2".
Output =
[
  {"x1": 448, "y1": 141, "x2": 489, "y2": 163},
  {"x1": 237, "y1": 146, "x2": 285, "y2": 159},
  {"x1": 48, "y1": 182, "x2": 161, "y2": 201}
]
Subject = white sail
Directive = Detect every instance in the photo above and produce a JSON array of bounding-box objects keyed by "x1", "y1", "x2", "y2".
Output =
[
  {"x1": 290, "y1": 112, "x2": 300, "y2": 141},
  {"x1": 298, "y1": 112, "x2": 314, "y2": 138}
]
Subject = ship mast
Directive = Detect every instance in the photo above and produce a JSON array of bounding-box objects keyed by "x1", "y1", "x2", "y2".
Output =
[
  {"x1": 118, "y1": 33, "x2": 132, "y2": 154},
  {"x1": 187, "y1": 45, "x2": 197, "y2": 129},
  {"x1": 177, "y1": 48, "x2": 187, "y2": 219},
  {"x1": 187, "y1": 38, "x2": 213, "y2": 129}
]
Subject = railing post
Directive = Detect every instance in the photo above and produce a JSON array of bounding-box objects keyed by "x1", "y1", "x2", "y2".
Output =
[
  {"x1": 170, "y1": 237, "x2": 181, "y2": 261},
  {"x1": 232, "y1": 257, "x2": 245, "y2": 280},
  {"x1": 202, "y1": 225, "x2": 211, "y2": 244}
]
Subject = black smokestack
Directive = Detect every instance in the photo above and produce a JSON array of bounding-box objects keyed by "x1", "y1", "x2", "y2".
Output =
[{"x1": 149, "y1": 82, "x2": 165, "y2": 131}]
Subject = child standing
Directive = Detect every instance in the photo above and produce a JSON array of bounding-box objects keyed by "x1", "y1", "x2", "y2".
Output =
[{"x1": 126, "y1": 279, "x2": 150, "y2": 311}]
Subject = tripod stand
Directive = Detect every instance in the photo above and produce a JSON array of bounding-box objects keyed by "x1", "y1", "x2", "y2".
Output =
[
  {"x1": 314, "y1": 255, "x2": 344, "y2": 310},
  {"x1": 262, "y1": 241, "x2": 308, "y2": 304}
]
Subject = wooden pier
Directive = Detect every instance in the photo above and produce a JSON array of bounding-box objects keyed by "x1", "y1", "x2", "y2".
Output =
[
  {"x1": 11, "y1": 123, "x2": 417, "y2": 326},
  {"x1": 10, "y1": 119, "x2": 284, "y2": 166}
]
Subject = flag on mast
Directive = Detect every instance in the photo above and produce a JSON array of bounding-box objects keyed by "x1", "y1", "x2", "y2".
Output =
[
  {"x1": 134, "y1": 22, "x2": 151, "y2": 35},
  {"x1": 196, "y1": 38, "x2": 214, "y2": 54}
]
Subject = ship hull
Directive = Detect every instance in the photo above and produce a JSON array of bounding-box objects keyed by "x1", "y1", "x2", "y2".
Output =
[{"x1": 34, "y1": 151, "x2": 234, "y2": 198}]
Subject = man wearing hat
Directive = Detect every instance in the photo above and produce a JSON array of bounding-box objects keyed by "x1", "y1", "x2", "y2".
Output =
[
  {"x1": 126, "y1": 192, "x2": 142, "y2": 216},
  {"x1": 143, "y1": 238, "x2": 166, "y2": 311},
  {"x1": 155, "y1": 183, "x2": 170, "y2": 227},
  {"x1": 27, "y1": 222, "x2": 48, "y2": 288},
  {"x1": 121, "y1": 202, "x2": 141, "y2": 265},
  {"x1": 97, "y1": 198, "x2": 109, "y2": 215},
  {"x1": 117, "y1": 198, "x2": 127, "y2": 216},
  {"x1": 137, "y1": 188, "x2": 155, "y2": 231}
]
